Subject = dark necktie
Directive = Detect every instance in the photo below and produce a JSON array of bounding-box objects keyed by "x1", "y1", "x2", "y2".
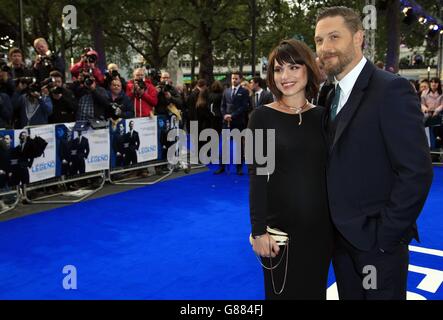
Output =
[
  {"x1": 231, "y1": 87, "x2": 236, "y2": 99},
  {"x1": 255, "y1": 92, "x2": 259, "y2": 107},
  {"x1": 330, "y1": 84, "x2": 341, "y2": 121}
]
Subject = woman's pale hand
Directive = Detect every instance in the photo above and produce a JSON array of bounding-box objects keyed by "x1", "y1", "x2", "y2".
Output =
[{"x1": 252, "y1": 233, "x2": 280, "y2": 258}]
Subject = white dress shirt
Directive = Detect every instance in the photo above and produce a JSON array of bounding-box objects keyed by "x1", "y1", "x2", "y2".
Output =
[{"x1": 334, "y1": 56, "x2": 367, "y2": 115}]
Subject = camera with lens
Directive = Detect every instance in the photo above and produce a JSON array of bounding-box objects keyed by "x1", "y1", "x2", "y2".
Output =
[
  {"x1": 145, "y1": 65, "x2": 161, "y2": 85},
  {"x1": 40, "y1": 76, "x2": 54, "y2": 88},
  {"x1": 17, "y1": 76, "x2": 36, "y2": 86},
  {"x1": 49, "y1": 86, "x2": 63, "y2": 95},
  {"x1": 86, "y1": 54, "x2": 97, "y2": 64},
  {"x1": 80, "y1": 68, "x2": 95, "y2": 87},
  {"x1": 27, "y1": 81, "x2": 42, "y2": 95},
  {"x1": 110, "y1": 102, "x2": 123, "y2": 119},
  {"x1": 158, "y1": 80, "x2": 173, "y2": 93},
  {"x1": 135, "y1": 79, "x2": 146, "y2": 91},
  {"x1": 0, "y1": 61, "x2": 11, "y2": 73},
  {"x1": 37, "y1": 50, "x2": 54, "y2": 68},
  {"x1": 83, "y1": 75, "x2": 94, "y2": 87},
  {"x1": 110, "y1": 69, "x2": 120, "y2": 78}
]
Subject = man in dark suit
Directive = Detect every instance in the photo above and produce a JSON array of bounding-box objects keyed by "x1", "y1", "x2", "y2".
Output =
[
  {"x1": 125, "y1": 120, "x2": 139, "y2": 165},
  {"x1": 70, "y1": 131, "x2": 89, "y2": 175},
  {"x1": 315, "y1": 7, "x2": 433, "y2": 300},
  {"x1": 249, "y1": 77, "x2": 274, "y2": 110},
  {"x1": 215, "y1": 71, "x2": 250, "y2": 175},
  {"x1": 113, "y1": 122, "x2": 128, "y2": 167},
  {"x1": 60, "y1": 128, "x2": 73, "y2": 176},
  {"x1": 9, "y1": 131, "x2": 33, "y2": 186}
]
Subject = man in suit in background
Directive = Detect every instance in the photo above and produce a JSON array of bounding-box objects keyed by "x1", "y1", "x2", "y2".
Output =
[
  {"x1": 125, "y1": 120, "x2": 139, "y2": 165},
  {"x1": 9, "y1": 130, "x2": 33, "y2": 186},
  {"x1": 215, "y1": 71, "x2": 250, "y2": 175},
  {"x1": 60, "y1": 128, "x2": 73, "y2": 176},
  {"x1": 249, "y1": 76, "x2": 274, "y2": 110},
  {"x1": 315, "y1": 6, "x2": 433, "y2": 300},
  {"x1": 70, "y1": 130, "x2": 89, "y2": 175},
  {"x1": 113, "y1": 122, "x2": 128, "y2": 167}
]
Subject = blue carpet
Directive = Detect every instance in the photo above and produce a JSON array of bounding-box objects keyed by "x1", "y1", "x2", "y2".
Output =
[{"x1": 0, "y1": 166, "x2": 442, "y2": 300}]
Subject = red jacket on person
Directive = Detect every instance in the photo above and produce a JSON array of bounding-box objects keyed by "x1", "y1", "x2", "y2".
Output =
[
  {"x1": 126, "y1": 79, "x2": 158, "y2": 117},
  {"x1": 70, "y1": 61, "x2": 105, "y2": 86},
  {"x1": 70, "y1": 50, "x2": 104, "y2": 86}
]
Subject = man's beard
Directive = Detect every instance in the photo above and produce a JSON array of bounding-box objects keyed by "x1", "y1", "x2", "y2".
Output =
[{"x1": 321, "y1": 48, "x2": 354, "y2": 77}]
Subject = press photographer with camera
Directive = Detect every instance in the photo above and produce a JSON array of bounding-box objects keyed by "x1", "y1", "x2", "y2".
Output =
[
  {"x1": 13, "y1": 77, "x2": 53, "y2": 128},
  {"x1": 47, "y1": 71, "x2": 77, "y2": 123},
  {"x1": 126, "y1": 68, "x2": 157, "y2": 118},
  {"x1": 0, "y1": 60, "x2": 15, "y2": 97},
  {"x1": 32, "y1": 38, "x2": 65, "y2": 83},
  {"x1": 70, "y1": 48, "x2": 104, "y2": 86},
  {"x1": 104, "y1": 63, "x2": 127, "y2": 92},
  {"x1": 106, "y1": 78, "x2": 134, "y2": 120},
  {"x1": 155, "y1": 71, "x2": 183, "y2": 116},
  {"x1": 73, "y1": 68, "x2": 109, "y2": 121},
  {"x1": 8, "y1": 47, "x2": 33, "y2": 80}
]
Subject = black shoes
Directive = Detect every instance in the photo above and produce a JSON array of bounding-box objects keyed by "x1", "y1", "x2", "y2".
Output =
[
  {"x1": 214, "y1": 167, "x2": 225, "y2": 175},
  {"x1": 214, "y1": 166, "x2": 244, "y2": 175}
]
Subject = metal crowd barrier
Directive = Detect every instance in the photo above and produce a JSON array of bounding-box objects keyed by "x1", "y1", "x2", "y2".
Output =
[
  {"x1": 108, "y1": 160, "x2": 173, "y2": 185},
  {"x1": 22, "y1": 171, "x2": 107, "y2": 204},
  {"x1": 1, "y1": 116, "x2": 210, "y2": 209},
  {"x1": 0, "y1": 187, "x2": 21, "y2": 215}
]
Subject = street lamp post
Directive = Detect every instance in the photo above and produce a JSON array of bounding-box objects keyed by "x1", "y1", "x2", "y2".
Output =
[
  {"x1": 250, "y1": 0, "x2": 257, "y2": 77},
  {"x1": 18, "y1": 0, "x2": 24, "y2": 50}
]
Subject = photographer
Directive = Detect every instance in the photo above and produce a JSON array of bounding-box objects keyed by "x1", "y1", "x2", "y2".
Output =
[
  {"x1": 104, "y1": 63, "x2": 126, "y2": 92},
  {"x1": 70, "y1": 48, "x2": 104, "y2": 86},
  {"x1": 13, "y1": 79, "x2": 53, "y2": 129},
  {"x1": 8, "y1": 47, "x2": 33, "y2": 80},
  {"x1": 48, "y1": 71, "x2": 77, "y2": 124},
  {"x1": 155, "y1": 71, "x2": 183, "y2": 115},
  {"x1": 0, "y1": 60, "x2": 15, "y2": 97},
  {"x1": 126, "y1": 68, "x2": 157, "y2": 117},
  {"x1": 72, "y1": 69, "x2": 109, "y2": 121},
  {"x1": 0, "y1": 93, "x2": 13, "y2": 128},
  {"x1": 106, "y1": 78, "x2": 134, "y2": 120},
  {"x1": 32, "y1": 38, "x2": 65, "y2": 83}
]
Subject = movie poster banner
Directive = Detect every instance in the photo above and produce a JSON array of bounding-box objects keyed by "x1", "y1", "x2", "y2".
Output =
[
  {"x1": 109, "y1": 117, "x2": 158, "y2": 169},
  {"x1": 26, "y1": 125, "x2": 56, "y2": 183},
  {"x1": 126, "y1": 116, "x2": 158, "y2": 164},
  {"x1": 82, "y1": 128, "x2": 110, "y2": 173}
]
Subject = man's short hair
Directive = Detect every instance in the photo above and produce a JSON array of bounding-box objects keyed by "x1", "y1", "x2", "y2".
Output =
[
  {"x1": 33, "y1": 37, "x2": 48, "y2": 48},
  {"x1": 252, "y1": 76, "x2": 266, "y2": 89},
  {"x1": 316, "y1": 6, "x2": 363, "y2": 34},
  {"x1": 49, "y1": 70, "x2": 63, "y2": 78},
  {"x1": 8, "y1": 47, "x2": 23, "y2": 58},
  {"x1": 231, "y1": 70, "x2": 243, "y2": 79}
]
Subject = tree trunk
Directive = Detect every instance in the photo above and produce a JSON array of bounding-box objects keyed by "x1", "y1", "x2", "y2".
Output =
[
  {"x1": 239, "y1": 50, "x2": 244, "y2": 74},
  {"x1": 91, "y1": 19, "x2": 107, "y2": 72},
  {"x1": 191, "y1": 42, "x2": 196, "y2": 82},
  {"x1": 197, "y1": 21, "x2": 214, "y2": 85},
  {"x1": 385, "y1": 0, "x2": 400, "y2": 72}
]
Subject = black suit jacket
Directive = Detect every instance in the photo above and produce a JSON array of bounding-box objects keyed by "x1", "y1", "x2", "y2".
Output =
[
  {"x1": 71, "y1": 136, "x2": 90, "y2": 159},
  {"x1": 127, "y1": 130, "x2": 140, "y2": 152},
  {"x1": 326, "y1": 61, "x2": 433, "y2": 252},
  {"x1": 221, "y1": 86, "x2": 250, "y2": 129},
  {"x1": 252, "y1": 90, "x2": 274, "y2": 109}
]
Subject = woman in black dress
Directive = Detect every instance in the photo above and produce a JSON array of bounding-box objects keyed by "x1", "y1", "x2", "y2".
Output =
[{"x1": 248, "y1": 39, "x2": 333, "y2": 300}]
